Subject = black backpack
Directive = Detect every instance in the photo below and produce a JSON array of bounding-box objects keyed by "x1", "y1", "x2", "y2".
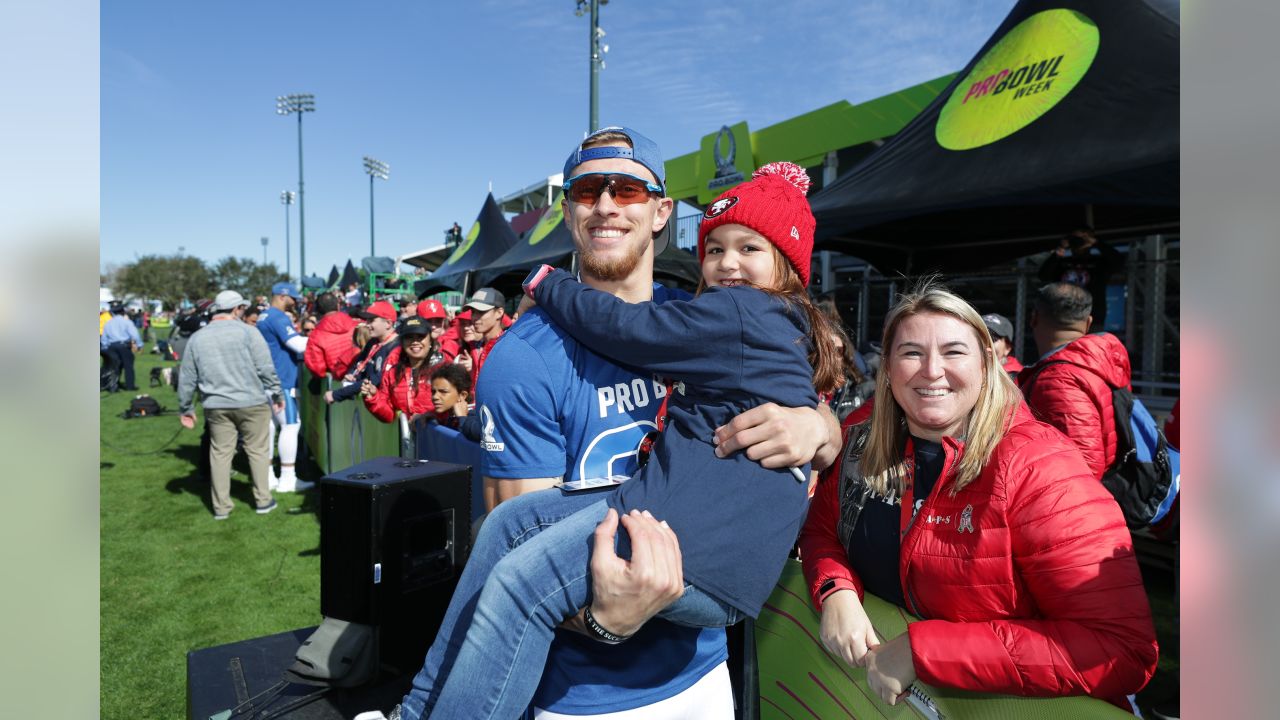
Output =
[
  {"x1": 125, "y1": 395, "x2": 164, "y2": 419},
  {"x1": 1022, "y1": 362, "x2": 1180, "y2": 530}
]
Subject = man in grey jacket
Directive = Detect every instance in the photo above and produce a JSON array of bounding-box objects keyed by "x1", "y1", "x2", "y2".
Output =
[{"x1": 178, "y1": 290, "x2": 284, "y2": 519}]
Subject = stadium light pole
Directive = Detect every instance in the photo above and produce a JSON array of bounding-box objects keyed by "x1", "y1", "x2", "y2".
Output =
[
  {"x1": 260, "y1": 236, "x2": 269, "y2": 265},
  {"x1": 280, "y1": 190, "x2": 296, "y2": 282},
  {"x1": 363, "y1": 156, "x2": 389, "y2": 258},
  {"x1": 574, "y1": 0, "x2": 609, "y2": 133},
  {"x1": 276, "y1": 93, "x2": 315, "y2": 279}
]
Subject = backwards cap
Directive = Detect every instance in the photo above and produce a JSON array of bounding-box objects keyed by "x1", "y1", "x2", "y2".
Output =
[{"x1": 562, "y1": 126, "x2": 666, "y2": 192}]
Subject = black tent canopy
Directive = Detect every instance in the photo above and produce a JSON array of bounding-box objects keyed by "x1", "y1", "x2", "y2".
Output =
[
  {"x1": 326, "y1": 265, "x2": 340, "y2": 288},
  {"x1": 418, "y1": 193, "x2": 520, "y2": 298},
  {"x1": 810, "y1": 0, "x2": 1178, "y2": 275},
  {"x1": 338, "y1": 259, "x2": 360, "y2": 290}
]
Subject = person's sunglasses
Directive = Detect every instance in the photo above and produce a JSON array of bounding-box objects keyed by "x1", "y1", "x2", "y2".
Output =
[{"x1": 563, "y1": 172, "x2": 662, "y2": 206}]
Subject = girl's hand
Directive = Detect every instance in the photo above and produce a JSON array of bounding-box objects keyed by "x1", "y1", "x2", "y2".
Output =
[
  {"x1": 360, "y1": 379, "x2": 377, "y2": 397},
  {"x1": 455, "y1": 352, "x2": 473, "y2": 372},
  {"x1": 452, "y1": 400, "x2": 469, "y2": 417},
  {"x1": 819, "y1": 589, "x2": 880, "y2": 668},
  {"x1": 865, "y1": 633, "x2": 917, "y2": 706}
]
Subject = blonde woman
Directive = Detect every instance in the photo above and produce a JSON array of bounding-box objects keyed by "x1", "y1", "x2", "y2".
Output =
[{"x1": 797, "y1": 280, "x2": 1157, "y2": 711}]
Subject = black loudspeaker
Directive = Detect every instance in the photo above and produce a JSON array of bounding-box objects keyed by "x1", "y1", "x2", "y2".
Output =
[{"x1": 319, "y1": 456, "x2": 472, "y2": 674}]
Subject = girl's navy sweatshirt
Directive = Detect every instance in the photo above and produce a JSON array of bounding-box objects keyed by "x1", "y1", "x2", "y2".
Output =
[{"x1": 534, "y1": 270, "x2": 817, "y2": 617}]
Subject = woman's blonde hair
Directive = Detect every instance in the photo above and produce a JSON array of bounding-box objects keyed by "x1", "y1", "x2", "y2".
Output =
[{"x1": 861, "y1": 279, "x2": 1021, "y2": 495}]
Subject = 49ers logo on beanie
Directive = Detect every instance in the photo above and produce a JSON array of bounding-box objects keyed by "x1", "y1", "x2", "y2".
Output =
[
  {"x1": 698, "y1": 161, "x2": 816, "y2": 286},
  {"x1": 704, "y1": 196, "x2": 739, "y2": 218}
]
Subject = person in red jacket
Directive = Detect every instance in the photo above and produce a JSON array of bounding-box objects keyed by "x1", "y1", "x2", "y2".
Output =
[
  {"x1": 303, "y1": 293, "x2": 359, "y2": 379},
  {"x1": 797, "y1": 281, "x2": 1156, "y2": 710},
  {"x1": 362, "y1": 316, "x2": 439, "y2": 423},
  {"x1": 1019, "y1": 282, "x2": 1131, "y2": 480},
  {"x1": 417, "y1": 298, "x2": 452, "y2": 364},
  {"x1": 454, "y1": 287, "x2": 507, "y2": 386}
]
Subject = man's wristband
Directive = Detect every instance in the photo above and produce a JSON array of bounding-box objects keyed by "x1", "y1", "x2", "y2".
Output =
[{"x1": 583, "y1": 605, "x2": 632, "y2": 645}]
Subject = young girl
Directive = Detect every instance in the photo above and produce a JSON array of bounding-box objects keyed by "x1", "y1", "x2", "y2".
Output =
[
  {"x1": 417, "y1": 163, "x2": 843, "y2": 718},
  {"x1": 362, "y1": 316, "x2": 439, "y2": 422}
]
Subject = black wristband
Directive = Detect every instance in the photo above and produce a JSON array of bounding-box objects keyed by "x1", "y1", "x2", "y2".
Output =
[{"x1": 583, "y1": 605, "x2": 632, "y2": 645}]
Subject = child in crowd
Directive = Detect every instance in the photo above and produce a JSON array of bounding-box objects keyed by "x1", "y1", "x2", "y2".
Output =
[
  {"x1": 422, "y1": 163, "x2": 844, "y2": 718},
  {"x1": 427, "y1": 363, "x2": 482, "y2": 442}
]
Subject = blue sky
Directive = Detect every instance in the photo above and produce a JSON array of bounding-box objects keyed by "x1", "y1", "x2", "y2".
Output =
[{"x1": 102, "y1": 0, "x2": 1016, "y2": 277}]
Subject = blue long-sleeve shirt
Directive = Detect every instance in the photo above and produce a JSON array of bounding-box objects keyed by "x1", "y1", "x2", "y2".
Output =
[
  {"x1": 534, "y1": 270, "x2": 818, "y2": 617},
  {"x1": 101, "y1": 315, "x2": 142, "y2": 350}
]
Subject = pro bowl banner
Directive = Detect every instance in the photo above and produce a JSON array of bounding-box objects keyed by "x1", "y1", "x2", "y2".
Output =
[
  {"x1": 935, "y1": 9, "x2": 1100, "y2": 151},
  {"x1": 755, "y1": 560, "x2": 1132, "y2": 719}
]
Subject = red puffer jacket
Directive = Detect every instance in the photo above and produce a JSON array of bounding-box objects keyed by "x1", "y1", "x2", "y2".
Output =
[
  {"x1": 798, "y1": 404, "x2": 1157, "y2": 706},
  {"x1": 303, "y1": 312, "x2": 359, "y2": 379},
  {"x1": 363, "y1": 346, "x2": 438, "y2": 422},
  {"x1": 1019, "y1": 332, "x2": 1130, "y2": 481}
]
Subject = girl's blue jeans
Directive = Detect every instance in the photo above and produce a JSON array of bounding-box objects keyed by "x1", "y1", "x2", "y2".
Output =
[{"x1": 398, "y1": 487, "x2": 741, "y2": 720}]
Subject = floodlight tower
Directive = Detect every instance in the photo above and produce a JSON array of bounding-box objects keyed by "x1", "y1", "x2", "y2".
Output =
[
  {"x1": 276, "y1": 93, "x2": 315, "y2": 279},
  {"x1": 363, "y1": 156, "x2": 390, "y2": 258},
  {"x1": 260, "y1": 236, "x2": 269, "y2": 265},
  {"x1": 280, "y1": 190, "x2": 296, "y2": 282},
  {"x1": 574, "y1": 0, "x2": 610, "y2": 133}
]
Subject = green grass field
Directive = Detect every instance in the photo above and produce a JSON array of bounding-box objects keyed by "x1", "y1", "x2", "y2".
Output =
[
  {"x1": 100, "y1": 342, "x2": 1179, "y2": 718},
  {"x1": 100, "y1": 348, "x2": 324, "y2": 719}
]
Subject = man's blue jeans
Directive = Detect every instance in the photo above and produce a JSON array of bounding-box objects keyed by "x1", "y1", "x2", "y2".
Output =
[{"x1": 398, "y1": 487, "x2": 740, "y2": 720}]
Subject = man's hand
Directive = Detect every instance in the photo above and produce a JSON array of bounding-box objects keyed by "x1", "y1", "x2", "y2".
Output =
[
  {"x1": 324, "y1": 390, "x2": 335, "y2": 404},
  {"x1": 585, "y1": 508, "x2": 684, "y2": 638},
  {"x1": 272, "y1": 401, "x2": 285, "y2": 415},
  {"x1": 180, "y1": 413, "x2": 196, "y2": 430},
  {"x1": 865, "y1": 633, "x2": 917, "y2": 706},
  {"x1": 713, "y1": 403, "x2": 840, "y2": 470},
  {"x1": 819, "y1": 589, "x2": 880, "y2": 668}
]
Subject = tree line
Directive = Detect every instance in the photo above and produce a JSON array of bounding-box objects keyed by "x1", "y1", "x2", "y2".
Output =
[{"x1": 104, "y1": 254, "x2": 288, "y2": 311}]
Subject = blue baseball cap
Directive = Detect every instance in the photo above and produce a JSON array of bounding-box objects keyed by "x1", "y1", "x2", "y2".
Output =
[
  {"x1": 562, "y1": 126, "x2": 666, "y2": 192},
  {"x1": 271, "y1": 281, "x2": 302, "y2": 300}
]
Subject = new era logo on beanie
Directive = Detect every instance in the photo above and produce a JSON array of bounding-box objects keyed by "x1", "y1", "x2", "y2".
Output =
[{"x1": 697, "y1": 161, "x2": 816, "y2": 286}]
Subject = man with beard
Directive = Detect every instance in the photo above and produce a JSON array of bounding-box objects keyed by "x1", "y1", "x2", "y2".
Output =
[
  {"x1": 257, "y1": 281, "x2": 310, "y2": 492},
  {"x1": 396, "y1": 126, "x2": 840, "y2": 720}
]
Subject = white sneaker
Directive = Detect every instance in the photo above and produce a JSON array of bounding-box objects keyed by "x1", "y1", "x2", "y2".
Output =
[{"x1": 277, "y1": 476, "x2": 315, "y2": 493}]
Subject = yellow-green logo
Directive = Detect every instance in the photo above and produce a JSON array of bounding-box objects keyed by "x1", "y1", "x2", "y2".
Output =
[
  {"x1": 529, "y1": 191, "x2": 565, "y2": 245},
  {"x1": 936, "y1": 9, "x2": 1099, "y2": 151},
  {"x1": 445, "y1": 220, "x2": 482, "y2": 263}
]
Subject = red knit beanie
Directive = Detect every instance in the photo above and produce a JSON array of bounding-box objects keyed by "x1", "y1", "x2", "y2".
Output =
[{"x1": 698, "y1": 161, "x2": 815, "y2": 286}]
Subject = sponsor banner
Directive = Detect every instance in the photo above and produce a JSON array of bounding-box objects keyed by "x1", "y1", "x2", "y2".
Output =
[{"x1": 936, "y1": 9, "x2": 1100, "y2": 151}]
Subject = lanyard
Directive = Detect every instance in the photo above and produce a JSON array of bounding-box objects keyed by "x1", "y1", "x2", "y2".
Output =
[{"x1": 898, "y1": 438, "x2": 918, "y2": 541}]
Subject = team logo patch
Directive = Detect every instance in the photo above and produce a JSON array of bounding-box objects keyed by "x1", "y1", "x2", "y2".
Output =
[
  {"x1": 704, "y1": 196, "x2": 738, "y2": 218},
  {"x1": 958, "y1": 504, "x2": 975, "y2": 533},
  {"x1": 480, "y1": 405, "x2": 505, "y2": 452}
]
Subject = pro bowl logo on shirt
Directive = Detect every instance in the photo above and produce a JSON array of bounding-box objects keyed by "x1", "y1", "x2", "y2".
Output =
[
  {"x1": 480, "y1": 405, "x2": 504, "y2": 452},
  {"x1": 704, "y1": 196, "x2": 738, "y2": 218},
  {"x1": 935, "y1": 9, "x2": 1100, "y2": 151}
]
